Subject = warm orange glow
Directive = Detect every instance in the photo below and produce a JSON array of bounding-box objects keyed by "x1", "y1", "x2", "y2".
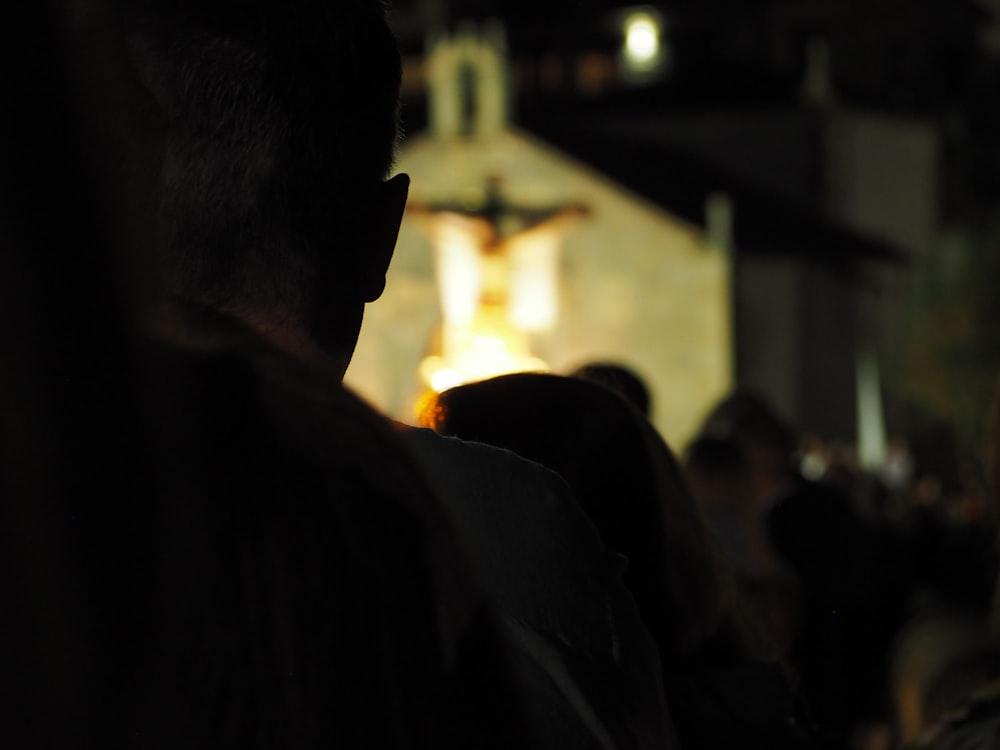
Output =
[
  {"x1": 507, "y1": 224, "x2": 561, "y2": 332},
  {"x1": 409, "y1": 191, "x2": 576, "y2": 391},
  {"x1": 419, "y1": 304, "x2": 550, "y2": 393},
  {"x1": 419, "y1": 356, "x2": 463, "y2": 392}
]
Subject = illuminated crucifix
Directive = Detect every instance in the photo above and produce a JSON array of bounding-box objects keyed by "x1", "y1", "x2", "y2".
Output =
[{"x1": 408, "y1": 175, "x2": 588, "y2": 391}]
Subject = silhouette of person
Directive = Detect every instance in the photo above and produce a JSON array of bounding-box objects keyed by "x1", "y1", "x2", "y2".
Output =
[
  {"x1": 119, "y1": 1, "x2": 676, "y2": 748},
  {"x1": 698, "y1": 390, "x2": 908, "y2": 747},
  {"x1": 420, "y1": 372, "x2": 820, "y2": 750},
  {"x1": 2, "y1": 4, "x2": 531, "y2": 748}
]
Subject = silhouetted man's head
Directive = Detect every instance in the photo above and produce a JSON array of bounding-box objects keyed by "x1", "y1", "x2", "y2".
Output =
[{"x1": 125, "y1": 0, "x2": 408, "y2": 376}]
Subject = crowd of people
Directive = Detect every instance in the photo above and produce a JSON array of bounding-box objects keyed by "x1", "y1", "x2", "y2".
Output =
[{"x1": 4, "y1": 1, "x2": 999, "y2": 748}]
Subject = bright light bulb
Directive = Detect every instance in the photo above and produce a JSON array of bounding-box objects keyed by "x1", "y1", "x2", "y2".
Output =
[{"x1": 625, "y1": 15, "x2": 659, "y2": 64}]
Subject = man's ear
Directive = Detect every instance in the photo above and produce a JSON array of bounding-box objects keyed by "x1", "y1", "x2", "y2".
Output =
[{"x1": 360, "y1": 172, "x2": 409, "y2": 303}]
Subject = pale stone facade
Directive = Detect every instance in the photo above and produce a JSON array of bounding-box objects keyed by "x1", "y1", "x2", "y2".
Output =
[{"x1": 345, "y1": 128, "x2": 733, "y2": 449}]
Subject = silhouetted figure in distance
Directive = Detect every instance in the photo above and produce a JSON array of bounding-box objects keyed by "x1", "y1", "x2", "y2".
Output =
[{"x1": 698, "y1": 390, "x2": 909, "y2": 748}]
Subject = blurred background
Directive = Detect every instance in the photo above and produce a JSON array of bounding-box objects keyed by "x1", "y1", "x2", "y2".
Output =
[{"x1": 344, "y1": 0, "x2": 1000, "y2": 515}]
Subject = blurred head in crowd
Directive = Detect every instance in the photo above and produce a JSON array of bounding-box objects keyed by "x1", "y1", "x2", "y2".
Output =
[
  {"x1": 570, "y1": 361, "x2": 652, "y2": 417},
  {"x1": 698, "y1": 390, "x2": 798, "y2": 506},
  {"x1": 683, "y1": 435, "x2": 755, "y2": 516}
]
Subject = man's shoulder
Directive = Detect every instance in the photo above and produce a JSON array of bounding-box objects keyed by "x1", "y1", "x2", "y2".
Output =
[
  {"x1": 397, "y1": 426, "x2": 593, "y2": 543},
  {"x1": 397, "y1": 426, "x2": 618, "y2": 657},
  {"x1": 400, "y1": 426, "x2": 567, "y2": 492}
]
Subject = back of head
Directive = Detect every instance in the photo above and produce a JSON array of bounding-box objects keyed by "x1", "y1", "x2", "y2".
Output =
[
  {"x1": 570, "y1": 361, "x2": 652, "y2": 417},
  {"x1": 699, "y1": 391, "x2": 797, "y2": 458},
  {"x1": 422, "y1": 373, "x2": 733, "y2": 665},
  {"x1": 684, "y1": 435, "x2": 749, "y2": 478},
  {"x1": 121, "y1": 0, "x2": 401, "y2": 331},
  {"x1": 699, "y1": 390, "x2": 799, "y2": 503},
  {"x1": 683, "y1": 436, "x2": 755, "y2": 515}
]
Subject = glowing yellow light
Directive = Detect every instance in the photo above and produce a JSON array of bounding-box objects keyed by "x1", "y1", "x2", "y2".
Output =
[
  {"x1": 434, "y1": 221, "x2": 485, "y2": 327},
  {"x1": 454, "y1": 335, "x2": 549, "y2": 380},
  {"x1": 508, "y1": 230, "x2": 559, "y2": 332},
  {"x1": 421, "y1": 317, "x2": 551, "y2": 392},
  {"x1": 454, "y1": 331, "x2": 526, "y2": 381},
  {"x1": 411, "y1": 185, "x2": 579, "y2": 393},
  {"x1": 431, "y1": 368, "x2": 464, "y2": 392},
  {"x1": 523, "y1": 357, "x2": 549, "y2": 372},
  {"x1": 625, "y1": 14, "x2": 660, "y2": 64},
  {"x1": 420, "y1": 355, "x2": 464, "y2": 392}
]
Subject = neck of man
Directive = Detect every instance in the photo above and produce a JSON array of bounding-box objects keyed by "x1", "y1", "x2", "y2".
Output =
[
  {"x1": 245, "y1": 314, "x2": 351, "y2": 381},
  {"x1": 146, "y1": 298, "x2": 352, "y2": 381}
]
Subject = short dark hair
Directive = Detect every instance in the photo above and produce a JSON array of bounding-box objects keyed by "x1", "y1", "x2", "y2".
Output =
[
  {"x1": 570, "y1": 361, "x2": 652, "y2": 417},
  {"x1": 698, "y1": 390, "x2": 798, "y2": 466},
  {"x1": 125, "y1": 0, "x2": 402, "y2": 320}
]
